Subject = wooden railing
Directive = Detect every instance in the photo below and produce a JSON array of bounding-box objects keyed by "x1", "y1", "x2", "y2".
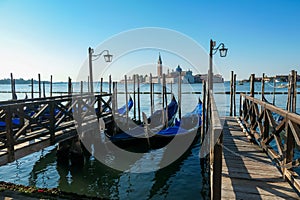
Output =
[
  {"x1": 240, "y1": 93, "x2": 300, "y2": 193},
  {"x1": 0, "y1": 94, "x2": 111, "y2": 163},
  {"x1": 201, "y1": 88, "x2": 223, "y2": 200}
]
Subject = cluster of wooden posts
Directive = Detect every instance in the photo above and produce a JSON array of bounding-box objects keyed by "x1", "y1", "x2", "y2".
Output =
[
  {"x1": 8, "y1": 73, "x2": 73, "y2": 99},
  {"x1": 208, "y1": 70, "x2": 299, "y2": 199},
  {"x1": 1, "y1": 70, "x2": 193, "y2": 166},
  {"x1": 239, "y1": 70, "x2": 300, "y2": 193}
]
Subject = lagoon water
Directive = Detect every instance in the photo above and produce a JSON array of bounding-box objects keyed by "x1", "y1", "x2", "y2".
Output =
[{"x1": 0, "y1": 81, "x2": 299, "y2": 199}]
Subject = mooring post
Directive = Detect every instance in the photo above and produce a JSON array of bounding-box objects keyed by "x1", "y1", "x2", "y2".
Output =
[
  {"x1": 150, "y1": 73, "x2": 153, "y2": 116},
  {"x1": 161, "y1": 75, "x2": 165, "y2": 127},
  {"x1": 100, "y1": 77, "x2": 103, "y2": 94},
  {"x1": 178, "y1": 72, "x2": 182, "y2": 120},
  {"x1": 112, "y1": 82, "x2": 116, "y2": 114},
  {"x1": 163, "y1": 74, "x2": 168, "y2": 127},
  {"x1": 50, "y1": 75, "x2": 53, "y2": 97},
  {"x1": 5, "y1": 107, "x2": 15, "y2": 162},
  {"x1": 292, "y1": 70, "x2": 297, "y2": 113},
  {"x1": 273, "y1": 76, "x2": 276, "y2": 105},
  {"x1": 43, "y1": 81, "x2": 46, "y2": 98},
  {"x1": 112, "y1": 82, "x2": 116, "y2": 135},
  {"x1": 109, "y1": 75, "x2": 112, "y2": 94},
  {"x1": 68, "y1": 77, "x2": 72, "y2": 95},
  {"x1": 31, "y1": 78, "x2": 34, "y2": 99},
  {"x1": 10, "y1": 73, "x2": 14, "y2": 100},
  {"x1": 284, "y1": 71, "x2": 295, "y2": 178},
  {"x1": 49, "y1": 100, "x2": 55, "y2": 144},
  {"x1": 230, "y1": 71, "x2": 234, "y2": 116},
  {"x1": 286, "y1": 73, "x2": 292, "y2": 111},
  {"x1": 137, "y1": 75, "x2": 141, "y2": 122},
  {"x1": 99, "y1": 78, "x2": 103, "y2": 113},
  {"x1": 10, "y1": 73, "x2": 17, "y2": 100},
  {"x1": 38, "y1": 73, "x2": 41, "y2": 98},
  {"x1": 250, "y1": 74, "x2": 255, "y2": 97},
  {"x1": 233, "y1": 73, "x2": 237, "y2": 116},
  {"x1": 261, "y1": 73, "x2": 265, "y2": 101},
  {"x1": 133, "y1": 74, "x2": 136, "y2": 120},
  {"x1": 125, "y1": 75, "x2": 129, "y2": 126},
  {"x1": 80, "y1": 81, "x2": 83, "y2": 94},
  {"x1": 115, "y1": 81, "x2": 118, "y2": 111},
  {"x1": 201, "y1": 80, "x2": 207, "y2": 144}
]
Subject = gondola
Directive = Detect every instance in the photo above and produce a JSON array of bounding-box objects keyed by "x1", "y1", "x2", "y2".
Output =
[
  {"x1": 107, "y1": 96, "x2": 178, "y2": 149},
  {"x1": 149, "y1": 98, "x2": 202, "y2": 149}
]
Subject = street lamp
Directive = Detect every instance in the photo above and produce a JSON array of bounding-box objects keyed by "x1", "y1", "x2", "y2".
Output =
[
  {"x1": 88, "y1": 47, "x2": 113, "y2": 93},
  {"x1": 209, "y1": 39, "x2": 228, "y2": 90}
]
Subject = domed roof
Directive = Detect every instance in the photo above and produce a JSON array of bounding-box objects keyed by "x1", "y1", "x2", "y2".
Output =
[{"x1": 176, "y1": 65, "x2": 182, "y2": 73}]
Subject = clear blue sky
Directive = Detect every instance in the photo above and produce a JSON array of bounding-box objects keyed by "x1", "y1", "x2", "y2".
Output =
[{"x1": 0, "y1": 0, "x2": 300, "y2": 81}]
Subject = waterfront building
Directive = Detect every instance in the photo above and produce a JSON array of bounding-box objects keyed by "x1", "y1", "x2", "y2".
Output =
[{"x1": 122, "y1": 54, "x2": 224, "y2": 84}]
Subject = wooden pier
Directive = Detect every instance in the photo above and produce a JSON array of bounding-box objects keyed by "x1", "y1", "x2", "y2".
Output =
[
  {"x1": 0, "y1": 69, "x2": 299, "y2": 199},
  {"x1": 205, "y1": 70, "x2": 300, "y2": 199},
  {"x1": 222, "y1": 116, "x2": 298, "y2": 199},
  {"x1": 0, "y1": 93, "x2": 112, "y2": 166}
]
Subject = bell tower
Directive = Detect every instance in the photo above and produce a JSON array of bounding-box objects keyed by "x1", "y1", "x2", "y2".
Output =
[{"x1": 157, "y1": 53, "x2": 162, "y2": 77}]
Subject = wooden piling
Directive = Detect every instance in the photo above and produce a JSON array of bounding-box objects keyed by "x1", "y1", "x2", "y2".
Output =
[
  {"x1": 100, "y1": 78, "x2": 103, "y2": 94},
  {"x1": 50, "y1": 75, "x2": 53, "y2": 97},
  {"x1": 68, "y1": 77, "x2": 72, "y2": 95},
  {"x1": 100, "y1": 78, "x2": 103, "y2": 113},
  {"x1": 38, "y1": 73, "x2": 41, "y2": 98},
  {"x1": 133, "y1": 74, "x2": 136, "y2": 120},
  {"x1": 112, "y1": 82, "x2": 116, "y2": 114},
  {"x1": 250, "y1": 74, "x2": 255, "y2": 97},
  {"x1": 273, "y1": 76, "x2": 276, "y2": 105},
  {"x1": 137, "y1": 75, "x2": 141, "y2": 122},
  {"x1": 163, "y1": 74, "x2": 168, "y2": 127},
  {"x1": 230, "y1": 71, "x2": 234, "y2": 116},
  {"x1": 292, "y1": 70, "x2": 297, "y2": 113},
  {"x1": 178, "y1": 72, "x2": 182, "y2": 120},
  {"x1": 150, "y1": 73, "x2": 153, "y2": 116},
  {"x1": 80, "y1": 81, "x2": 83, "y2": 94},
  {"x1": 49, "y1": 100, "x2": 55, "y2": 144},
  {"x1": 31, "y1": 78, "x2": 34, "y2": 99},
  {"x1": 43, "y1": 81, "x2": 46, "y2": 98},
  {"x1": 161, "y1": 76, "x2": 165, "y2": 126},
  {"x1": 201, "y1": 80, "x2": 207, "y2": 144},
  {"x1": 233, "y1": 73, "x2": 237, "y2": 116},
  {"x1": 5, "y1": 107, "x2": 15, "y2": 162},
  {"x1": 10, "y1": 73, "x2": 15, "y2": 100},
  {"x1": 109, "y1": 75, "x2": 112, "y2": 94},
  {"x1": 261, "y1": 73, "x2": 265, "y2": 101},
  {"x1": 115, "y1": 81, "x2": 118, "y2": 110},
  {"x1": 125, "y1": 75, "x2": 129, "y2": 126},
  {"x1": 287, "y1": 74, "x2": 292, "y2": 111}
]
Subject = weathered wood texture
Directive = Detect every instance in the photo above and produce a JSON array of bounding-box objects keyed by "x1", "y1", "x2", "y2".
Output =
[
  {"x1": 222, "y1": 117, "x2": 299, "y2": 199},
  {"x1": 0, "y1": 94, "x2": 112, "y2": 166}
]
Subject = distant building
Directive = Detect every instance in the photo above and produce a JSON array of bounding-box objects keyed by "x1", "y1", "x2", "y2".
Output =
[
  {"x1": 193, "y1": 73, "x2": 224, "y2": 83},
  {"x1": 122, "y1": 54, "x2": 224, "y2": 84}
]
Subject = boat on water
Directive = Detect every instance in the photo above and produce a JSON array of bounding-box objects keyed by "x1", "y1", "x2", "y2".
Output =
[
  {"x1": 149, "y1": 98, "x2": 202, "y2": 149},
  {"x1": 107, "y1": 96, "x2": 178, "y2": 149},
  {"x1": 276, "y1": 83, "x2": 288, "y2": 88},
  {"x1": 107, "y1": 97, "x2": 202, "y2": 152}
]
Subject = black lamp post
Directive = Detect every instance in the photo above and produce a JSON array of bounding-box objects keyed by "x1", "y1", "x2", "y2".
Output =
[
  {"x1": 88, "y1": 47, "x2": 113, "y2": 93},
  {"x1": 209, "y1": 39, "x2": 228, "y2": 90}
]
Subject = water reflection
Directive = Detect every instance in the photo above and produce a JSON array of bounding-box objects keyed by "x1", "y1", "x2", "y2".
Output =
[{"x1": 18, "y1": 142, "x2": 206, "y2": 199}]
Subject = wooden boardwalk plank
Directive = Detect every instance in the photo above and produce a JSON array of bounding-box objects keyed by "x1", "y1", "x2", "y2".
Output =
[{"x1": 222, "y1": 117, "x2": 299, "y2": 199}]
